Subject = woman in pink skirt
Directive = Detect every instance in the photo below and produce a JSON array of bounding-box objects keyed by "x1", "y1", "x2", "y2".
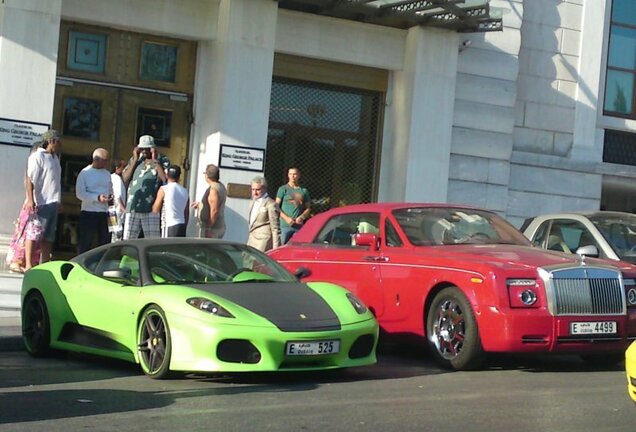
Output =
[{"x1": 6, "y1": 143, "x2": 43, "y2": 273}]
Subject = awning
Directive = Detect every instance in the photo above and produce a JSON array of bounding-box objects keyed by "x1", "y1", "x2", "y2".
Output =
[{"x1": 276, "y1": 0, "x2": 503, "y2": 33}]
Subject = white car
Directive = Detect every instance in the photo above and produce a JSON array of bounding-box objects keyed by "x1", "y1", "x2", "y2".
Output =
[{"x1": 521, "y1": 211, "x2": 636, "y2": 264}]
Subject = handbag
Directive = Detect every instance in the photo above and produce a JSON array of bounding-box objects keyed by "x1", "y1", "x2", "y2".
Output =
[
  {"x1": 107, "y1": 206, "x2": 122, "y2": 233},
  {"x1": 25, "y1": 211, "x2": 45, "y2": 242}
]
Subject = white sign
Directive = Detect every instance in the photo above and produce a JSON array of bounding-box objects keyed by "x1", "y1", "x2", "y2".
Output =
[
  {"x1": 0, "y1": 118, "x2": 50, "y2": 148},
  {"x1": 219, "y1": 144, "x2": 265, "y2": 172}
]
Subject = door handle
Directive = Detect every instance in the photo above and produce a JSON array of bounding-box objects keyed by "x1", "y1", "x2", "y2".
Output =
[{"x1": 363, "y1": 256, "x2": 388, "y2": 262}]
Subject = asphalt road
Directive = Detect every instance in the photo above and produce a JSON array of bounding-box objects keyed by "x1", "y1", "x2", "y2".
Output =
[{"x1": 1, "y1": 343, "x2": 635, "y2": 432}]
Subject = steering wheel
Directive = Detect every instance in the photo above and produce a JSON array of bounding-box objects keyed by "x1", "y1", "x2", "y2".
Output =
[
  {"x1": 225, "y1": 268, "x2": 252, "y2": 281},
  {"x1": 151, "y1": 267, "x2": 177, "y2": 282},
  {"x1": 454, "y1": 232, "x2": 491, "y2": 244},
  {"x1": 468, "y1": 232, "x2": 491, "y2": 242}
]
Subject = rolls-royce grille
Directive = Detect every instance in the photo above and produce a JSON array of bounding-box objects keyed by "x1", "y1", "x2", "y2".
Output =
[{"x1": 548, "y1": 267, "x2": 625, "y2": 316}]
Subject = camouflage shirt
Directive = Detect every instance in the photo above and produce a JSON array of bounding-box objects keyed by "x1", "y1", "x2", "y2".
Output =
[{"x1": 125, "y1": 154, "x2": 170, "y2": 213}]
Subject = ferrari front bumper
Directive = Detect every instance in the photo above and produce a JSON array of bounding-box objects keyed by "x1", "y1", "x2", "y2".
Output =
[{"x1": 165, "y1": 313, "x2": 379, "y2": 373}]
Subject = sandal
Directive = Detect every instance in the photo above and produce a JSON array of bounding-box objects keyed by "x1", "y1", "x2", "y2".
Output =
[{"x1": 8, "y1": 264, "x2": 24, "y2": 273}]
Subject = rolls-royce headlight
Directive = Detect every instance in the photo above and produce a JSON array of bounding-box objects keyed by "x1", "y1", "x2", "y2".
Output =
[
  {"x1": 624, "y1": 279, "x2": 636, "y2": 307},
  {"x1": 628, "y1": 289, "x2": 636, "y2": 306},
  {"x1": 346, "y1": 293, "x2": 368, "y2": 314},
  {"x1": 187, "y1": 297, "x2": 234, "y2": 318},
  {"x1": 507, "y1": 279, "x2": 540, "y2": 308}
]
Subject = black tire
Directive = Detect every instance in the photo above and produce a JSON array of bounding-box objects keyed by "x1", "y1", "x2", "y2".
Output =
[
  {"x1": 137, "y1": 305, "x2": 173, "y2": 379},
  {"x1": 426, "y1": 286, "x2": 485, "y2": 371},
  {"x1": 580, "y1": 353, "x2": 624, "y2": 368},
  {"x1": 22, "y1": 291, "x2": 51, "y2": 357}
]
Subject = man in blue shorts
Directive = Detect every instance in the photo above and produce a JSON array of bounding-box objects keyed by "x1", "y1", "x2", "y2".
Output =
[{"x1": 25, "y1": 129, "x2": 63, "y2": 270}]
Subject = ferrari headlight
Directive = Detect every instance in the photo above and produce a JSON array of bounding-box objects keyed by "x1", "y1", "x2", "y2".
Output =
[
  {"x1": 346, "y1": 293, "x2": 368, "y2": 314},
  {"x1": 187, "y1": 297, "x2": 234, "y2": 318}
]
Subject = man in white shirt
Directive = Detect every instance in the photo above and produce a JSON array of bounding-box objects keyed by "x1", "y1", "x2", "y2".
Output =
[
  {"x1": 247, "y1": 176, "x2": 280, "y2": 252},
  {"x1": 76, "y1": 148, "x2": 113, "y2": 253},
  {"x1": 25, "y1": 129, "x2": 62, "y2": 270},
  {"x1": 152, "y1": 165, "x2": 189, "y2": 237}
]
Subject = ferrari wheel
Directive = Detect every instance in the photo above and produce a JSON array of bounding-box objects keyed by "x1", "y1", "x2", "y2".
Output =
[
  {"x1": 22, "y1": 291, "x2": 51, "y2": 357},
  {"x1": 137, "y1": 305, "x2": 173, "y2": 379},
  {"x1": 426, "y1": 287, "x2": 485, "y2": 371}
]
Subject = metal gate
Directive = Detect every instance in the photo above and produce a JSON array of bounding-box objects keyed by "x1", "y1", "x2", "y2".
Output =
[{"x1": 265, "y1": 77, "x2": 383, "y2": 215}]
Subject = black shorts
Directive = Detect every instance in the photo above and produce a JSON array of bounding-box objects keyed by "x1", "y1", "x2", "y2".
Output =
[{"x1": 166, "y1": 223, "x2": 186, "y2": 237}]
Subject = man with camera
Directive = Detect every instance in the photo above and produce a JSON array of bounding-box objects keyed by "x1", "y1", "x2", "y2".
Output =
[
  {"x1": 75, "y1": 147, "x2": 113, "y2": 253},
  {"x1": 121, "y1": 135, "x2": 169, "y2": 239}
]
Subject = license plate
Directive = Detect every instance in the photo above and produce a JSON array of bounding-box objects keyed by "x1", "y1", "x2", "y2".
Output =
[
  {"x1": 570, "y1": 321, "x2": 617, "y2": 335},
  {"x1": 285, "y1": 340, "x2": 340, "y2": 356}
]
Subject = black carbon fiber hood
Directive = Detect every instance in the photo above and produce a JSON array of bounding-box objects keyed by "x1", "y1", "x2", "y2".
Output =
[{"x1": 186, "y1": 282, "x2": 341, "y2": 332}]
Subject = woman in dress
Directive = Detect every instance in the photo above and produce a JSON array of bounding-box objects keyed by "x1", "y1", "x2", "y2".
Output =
[{"x1": 6, "y1": 142, "x2": 43, "y2": 272}]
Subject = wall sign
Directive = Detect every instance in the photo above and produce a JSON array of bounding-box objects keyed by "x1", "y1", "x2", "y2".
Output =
[
  {"x1": 219, "y1": 144, "x2": 265, "y2": 172},
  {"x1": 226, "y1": 183, "x2": 252, "y2": 199},
  {"x1": 0, "y1": 118, "x2": 50, "y2": 148}
]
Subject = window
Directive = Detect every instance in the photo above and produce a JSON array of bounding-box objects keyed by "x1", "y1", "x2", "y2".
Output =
[
  {"x1": 81, "y1": 249, "x2": 107, "y2": 273},
  {"x1": 604, "y1": 0, "x2": 636, "y2": 117},
  {"x1": 530, "y1": 221, "x2": 550, "y2": 248},
  {"x1": 548, "y1": 220, "x2": 599, "y2": 255},
  {"x1": 385, "y1": 219, "x2": 403, "y2": 247},
  {"x1": 95, "y1": 245, "x2": 140, "y2": 284},
  {"x1": 266, "y1": 77, "x2": 383, "y2": 215},
  {"x1": 314, "y1": 213, "x2": 380, "y2": 246}
]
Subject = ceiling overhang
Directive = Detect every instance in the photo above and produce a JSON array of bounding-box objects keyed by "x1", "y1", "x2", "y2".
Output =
[{"x1": 276, "y1": 0, "x2": 503, "y2": 33}]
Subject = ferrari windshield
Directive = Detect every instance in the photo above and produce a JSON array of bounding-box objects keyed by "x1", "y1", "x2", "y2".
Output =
[
  {"x1": 589, "y1": 213, "x2": 636, "y2": 263},
  {"x1": 145, "y1": 243, "x2": 297, "y2": 284},
  {"x1": 393, "y1": 207, "x2": 531, "y2": 246}
]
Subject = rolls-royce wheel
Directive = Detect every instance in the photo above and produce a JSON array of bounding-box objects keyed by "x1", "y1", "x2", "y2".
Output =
[{"x1": 426, "y1": 286, "x2": 485, "y2": 371}]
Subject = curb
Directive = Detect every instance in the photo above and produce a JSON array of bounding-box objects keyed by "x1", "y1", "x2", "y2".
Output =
[
  {"x1": 0, "y1": 316, "x2": 22, "y2": 352},
  {"x1": 0, "y1": 336, "x2": 23, "y2": 352}
]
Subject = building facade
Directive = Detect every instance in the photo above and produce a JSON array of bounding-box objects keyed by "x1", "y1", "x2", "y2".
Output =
[{"x1": 0, "y1": 0, "x2": 634, "y2": 256}]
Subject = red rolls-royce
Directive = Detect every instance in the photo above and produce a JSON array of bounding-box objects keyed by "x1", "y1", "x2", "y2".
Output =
[{"x1": 268, "y1": 203, "x2": 636, "y2": 370}]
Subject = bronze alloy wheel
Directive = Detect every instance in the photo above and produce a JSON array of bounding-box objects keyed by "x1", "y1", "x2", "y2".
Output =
[{"x1": 137, "y1": 305, "x2": 173, "y2": 379}]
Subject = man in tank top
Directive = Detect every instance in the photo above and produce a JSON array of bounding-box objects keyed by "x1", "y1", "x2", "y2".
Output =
[
  {"x1": 193, "y1": 164, "x2": 226, "y2": 238},
  {"x1": 152, "y1": 165, "x2": 189, "y2": 237}
]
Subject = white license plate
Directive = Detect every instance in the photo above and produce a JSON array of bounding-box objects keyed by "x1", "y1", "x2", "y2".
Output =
[
  {"x1": 285, "y1": 340, "x2": 340, "y2": 356},
  {"x1": 570, "y1": 321, "x2": 617, "y2": 335}
]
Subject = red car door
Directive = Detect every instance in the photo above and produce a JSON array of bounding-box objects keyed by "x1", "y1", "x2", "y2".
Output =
[{"x1": 303, "y1": 212, "x2": 386, "y2": 318}]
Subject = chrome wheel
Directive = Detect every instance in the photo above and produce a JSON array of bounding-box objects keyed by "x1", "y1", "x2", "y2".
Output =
[
  {"x1": 426, "y1": 287, "x2": 484, "y2": 370},
  {"x1": 431, "y1": 298, "x2": 465, "y2": 360}
]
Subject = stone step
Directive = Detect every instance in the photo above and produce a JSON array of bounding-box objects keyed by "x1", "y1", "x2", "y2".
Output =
[
  {"x1": 0, "y1": 308, "x2": 21, "y2": 318},
  {"x1": 0, "y1": 234, "x2": 14, "y2": 273},
  {"x1": 0, "y1": 272, "x2": 22, "y2": 316}
]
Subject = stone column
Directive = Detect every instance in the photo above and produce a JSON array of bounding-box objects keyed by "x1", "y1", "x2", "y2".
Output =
[
  {"x1": 379, "y1": 26, "x2": 459, "y2": 203},
  {"x1": 189, "y1": 0, "x2": 278, "y2": 241},
  {"x1": 0, "y1": 0, "x2": 62, "y2": 238},
  {"x1": 572, "y1": 0, "x2": 607, "y2": 161}
]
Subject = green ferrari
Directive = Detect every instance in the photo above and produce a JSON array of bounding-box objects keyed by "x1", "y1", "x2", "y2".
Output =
[{"x1": 21, "y1": 239, "x2": 378, "y2": 378}]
